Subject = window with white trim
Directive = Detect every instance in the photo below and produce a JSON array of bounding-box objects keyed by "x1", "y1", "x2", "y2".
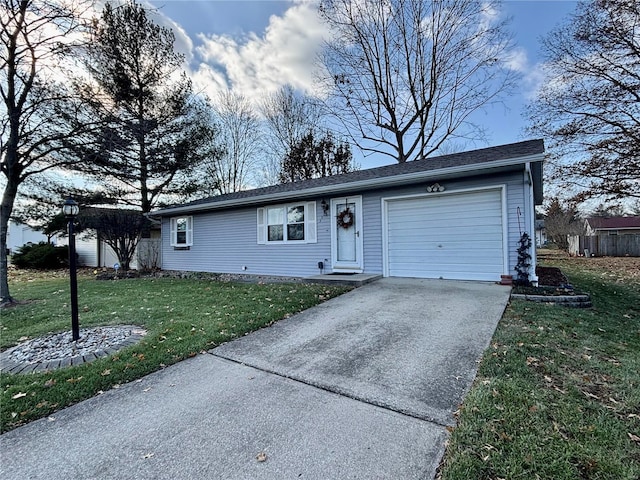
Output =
[
  {"x1": 170, "y1": 216, "x2": 193, "y2": 247},
  {"x1": 257, "y1": 202, "x2": 316, "y2": 244}
]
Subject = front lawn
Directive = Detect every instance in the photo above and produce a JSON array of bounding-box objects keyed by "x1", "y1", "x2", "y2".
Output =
[
  {"x1": 439, "y1": 255, "x2": 640, "y2": 479},
  {"x1": 0, "y1": 271, "x2": 350, "y2": 433}
]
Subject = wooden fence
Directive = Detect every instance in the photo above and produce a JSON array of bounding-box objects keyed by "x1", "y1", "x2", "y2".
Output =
[{"x1": 569, "y1": 234, "x2": 640, "y2": 257}]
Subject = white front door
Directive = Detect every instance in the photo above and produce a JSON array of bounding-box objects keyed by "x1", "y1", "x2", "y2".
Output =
[{"x1": 331, "y1": 196, "x2": 363, "y2": 273}]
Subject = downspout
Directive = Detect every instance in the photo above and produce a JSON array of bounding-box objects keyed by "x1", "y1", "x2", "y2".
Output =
[{"x1": 525, "y1": 162, "x2": 538, "y2": 286}]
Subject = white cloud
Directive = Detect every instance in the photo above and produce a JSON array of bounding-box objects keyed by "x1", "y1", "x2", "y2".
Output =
[
  {"x1": 145, "y1": 5, "x2": 195, "y2": 64},
  {"x1": 191, "y1": 1, "x2": 329, "y2": 105},
  {"x1": 523, "y1": 62, "x2": 549, "y2": 100},
  {"x1": 83, "y1": 1, "x2": 195, "y2": 64},
  {"x1": 504, "y1": 47, "x2": 528, "y2": 73}
]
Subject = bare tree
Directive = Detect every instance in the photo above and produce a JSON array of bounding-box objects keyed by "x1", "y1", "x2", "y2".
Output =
[
  {"x1": 1, "y1": 0, "x2": 91, "y2": 305},
  {"x1": 544, "y1": 197, "x2": 583, "y2": 252},
  {"x1": 590, "y1": 202, "x2": 626, "y2": 218},
  {"x1": 318, "y1": 0, "x2": 518, "y2": 163},
  {"x1": 203, "y1": 91, "x2": 262, "y2": 194},
  {"x1": 527, "y1": 0, "x2": 640, "y2": 201},
  {"x1": 80, "y1": 208, "x2": 148, "y2": 272},
  {"x1": 259, "y1": 85, "x2": 324, "y2": 185}
]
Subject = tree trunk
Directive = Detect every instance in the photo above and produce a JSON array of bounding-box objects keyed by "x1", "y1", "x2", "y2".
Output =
[{"x1": 1, "y1": 179, "x2": 19, "y2": 306}]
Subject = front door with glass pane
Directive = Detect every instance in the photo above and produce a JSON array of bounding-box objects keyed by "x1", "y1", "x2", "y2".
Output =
[{"x1": 331, "y1": 196, "x2": 363, "y2": 273}]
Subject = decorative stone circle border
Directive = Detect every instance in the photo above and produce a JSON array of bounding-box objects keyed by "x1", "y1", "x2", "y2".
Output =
[
  {"x1": 0, "y1": 325, "x2": 146, "y2": 375},
  {"x1": 510, "y1": 293, "x2": 592, "y2": 308}
]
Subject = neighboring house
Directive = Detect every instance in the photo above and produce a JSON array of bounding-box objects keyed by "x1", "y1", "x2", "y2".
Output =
[
  {"x1": 7, "y1": 220, "x2": 52, "y2": 255},
  {"x1": 584, "y1": 216, "x2": 640, "y2": 236},
  {"x1": 152, "y1": 140, "x2": 544, "y2": 283},
  {"x1": 569, "y1": 216, "x2": 640, "y2": 257},
  {"x1": 57, "y1": 228, "x2": 162, "y2": 270},
  {"x1": 535, "y1": 219, "x2": 547, "y2": 247}
]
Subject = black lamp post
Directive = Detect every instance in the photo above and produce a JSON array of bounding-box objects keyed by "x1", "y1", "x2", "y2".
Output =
[{"x1": 62, "y1": 198, "x2": 80, "y2": 341}]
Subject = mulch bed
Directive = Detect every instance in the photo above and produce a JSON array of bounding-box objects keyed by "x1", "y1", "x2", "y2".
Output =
[
  {"x1": 512, "y1": 266, "x2": 575, "y2": 296},
  {"x1": 535, "y1": 266, "x2": 569, "y2": 287}
]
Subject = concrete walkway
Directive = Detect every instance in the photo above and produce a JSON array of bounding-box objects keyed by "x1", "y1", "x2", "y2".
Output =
[{"x1": 0, "y1": 278, "x2": 511, "y2": 480}]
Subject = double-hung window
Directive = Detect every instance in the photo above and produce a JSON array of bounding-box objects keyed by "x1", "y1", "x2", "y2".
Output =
[
  {"x1": 170, "y1": 216, "x2": 193, "y2": 247},
  {"x1": 257, "y1": 202, "x2": 316, "y2": 244}
]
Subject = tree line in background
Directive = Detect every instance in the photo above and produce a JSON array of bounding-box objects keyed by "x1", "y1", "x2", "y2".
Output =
[
  {"x1": 0, "y1": 0, "x2": 356, "y2": 303},
  {"x1": 2, "y1": 0, "x2": 638, "y2": 304},
  {"x1": 529, "y1": 0, "x2": 640, "y2": 253},
  {"x1": 527, "y1": 0, "x2": 640, "y2": 203}
]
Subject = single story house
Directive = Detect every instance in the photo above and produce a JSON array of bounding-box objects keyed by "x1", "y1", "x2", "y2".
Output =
[
  {"x1": 7, "y1": 220, "x2": 53, "y2": 255},
  {"x1": 584, "y1": 216, "x2": 640, "y2": 236},
  {"x1": 152, "y1": 139, "x2": 544, "y2": 283}
]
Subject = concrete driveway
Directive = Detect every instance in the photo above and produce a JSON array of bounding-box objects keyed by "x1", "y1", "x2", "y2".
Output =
[{"x1": 0, "y1": 278, "x2": 510, "y2": 480}]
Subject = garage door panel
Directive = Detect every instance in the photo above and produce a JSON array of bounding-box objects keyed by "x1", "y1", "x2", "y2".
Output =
[
  {"x1": 386, "y1": 190, "x2": 504, "y2": 281},
  {"x1": 392, "y1": 203, "x2": 498, "y2": 219},
  {"x1": 389, "y1": 227, "x2": 502, "y2": 244},
  {"x1": 395, "y1": 225, "x2": 502, "y2": 238}
]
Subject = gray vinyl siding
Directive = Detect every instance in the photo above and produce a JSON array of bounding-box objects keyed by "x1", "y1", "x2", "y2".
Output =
[
  {"x1": 161, "y1": 170, "x2": 531, "y2": 278},
  {"x1": 161, "y1": 202, "x2": 331, "y2": 277}
]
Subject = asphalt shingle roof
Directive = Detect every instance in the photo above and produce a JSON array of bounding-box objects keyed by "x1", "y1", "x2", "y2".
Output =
[
  {"x1": 155, "y1": 139, "x2": 544, "y2": 215},
  {"x1": 587, "y1": 216, "x2": 640, "y2": 230}
]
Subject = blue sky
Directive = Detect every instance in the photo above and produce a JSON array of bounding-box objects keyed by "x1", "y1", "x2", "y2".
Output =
[{"x1": 147, "y1": 0, "x2": 578, "y2": 168}]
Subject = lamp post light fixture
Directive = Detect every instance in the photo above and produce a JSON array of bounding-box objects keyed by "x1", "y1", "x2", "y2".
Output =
[{"x1": 62, "y1": 198, "x2": 80, "y2": 341}]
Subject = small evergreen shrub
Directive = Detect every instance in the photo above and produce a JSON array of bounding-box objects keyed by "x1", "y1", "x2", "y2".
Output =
[
  {"x1": 11, "y1": 242, "x2": 68, "y2": 269},
  {"x1": 514, "y1": 232, "x2": 532, "y2": 286}
]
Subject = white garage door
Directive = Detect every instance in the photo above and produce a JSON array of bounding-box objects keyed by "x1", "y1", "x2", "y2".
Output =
[{"x1": 385, "y1": 189, "x2": 505, "y2": 281}]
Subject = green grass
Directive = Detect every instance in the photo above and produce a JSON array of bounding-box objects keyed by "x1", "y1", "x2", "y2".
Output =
[
  {"x1": 0, "y1": 273, "x2": 350, "y2": 433},
  {"x1": 439, "y1": 259, "x2": 640, "y2": 480}
]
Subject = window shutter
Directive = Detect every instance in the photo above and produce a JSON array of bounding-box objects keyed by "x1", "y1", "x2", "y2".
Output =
[
  {"x1": 305, "y1": 202, "x2": 317, "y2": 243},
  {"x1": 186, "y1": 217, "x2": 193, "y2": 246},
  {"x1": 257, "y1": 208, "x2": 266, "y2": 244},
  {"x1": 169, "y1": 218, "x2": 176, "y2": 246}
]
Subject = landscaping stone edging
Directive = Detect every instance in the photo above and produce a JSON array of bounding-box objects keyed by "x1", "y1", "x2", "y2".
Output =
[
  {"x1": 510, "y1": 293, "x2": 592, "y2": 308},
  {"x1": 0, "y1": 326, "x2": 146, "y2": 375}
]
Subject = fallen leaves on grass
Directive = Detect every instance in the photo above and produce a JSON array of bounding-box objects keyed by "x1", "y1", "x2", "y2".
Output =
[
  {"x1": 582, "y1": 390, "x2": 600, "y2": 400},
  {"x1": 629, "y1": 433, "x2": 640, "y2": 443},
  {"x1": 11, "y1": 392, "x2": 27, "y2": 399},
  {"x1": 526, "y1": 356, "x2": 540, "y2": 366}
]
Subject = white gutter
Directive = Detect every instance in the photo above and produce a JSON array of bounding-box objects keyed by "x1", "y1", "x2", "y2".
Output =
[
  {"x1": 154, "y1": 153, "x2": 544, "y2": 216},
  {"x1": 525, "y1": 162, "x2": 539, "y2": 285}
]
